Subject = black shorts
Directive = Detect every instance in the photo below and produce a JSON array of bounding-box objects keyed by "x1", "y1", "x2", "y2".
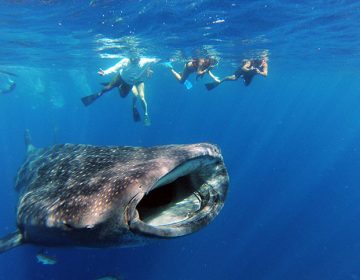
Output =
[
  {"x1": 234, "y1": 68, "x2": 243, "y2": 79},
  {"x1": 109, "y1": 74, "x2": 132, "y2": 97}
]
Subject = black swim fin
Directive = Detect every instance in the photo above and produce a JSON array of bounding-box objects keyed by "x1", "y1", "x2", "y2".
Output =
[
  {"x1": 81, "y1": 93, "x2": 102, "y2": 106},
  {"x1": 0, "y1": 230, "x2": 23, "y2": 254},
  {"x1": 133, "y1": 107, "x2": 141, "y2": 122},
  {"x1": 205, "y1": 82, "x2": 220, "y2": 91}
]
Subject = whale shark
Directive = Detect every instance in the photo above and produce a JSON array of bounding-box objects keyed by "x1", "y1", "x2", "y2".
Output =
[{"x1": 0, "y1": 134, "x2": 229, "y2": 253}]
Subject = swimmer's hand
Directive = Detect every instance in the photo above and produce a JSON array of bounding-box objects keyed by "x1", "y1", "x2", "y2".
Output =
[
  {"x1": 197, "y1": 69, "x2": 208, "y2": 76},
  {"x1": 146, "y1": 69, "x2": 154, "y2": 78},
  {"x1": 97, "y1": 68, "x2": 105, "y2": 76}
]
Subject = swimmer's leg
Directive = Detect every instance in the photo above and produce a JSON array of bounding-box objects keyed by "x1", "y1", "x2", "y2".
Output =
[
  {"x1": 81, "y1": 74, "x2": 121, "y2": 106},
  {"x1": 137, "y1": 83, "x2": 150, "y2": 126},
  {"x1": 131, "y1": 86, "x2": 141, "y2": 122}
]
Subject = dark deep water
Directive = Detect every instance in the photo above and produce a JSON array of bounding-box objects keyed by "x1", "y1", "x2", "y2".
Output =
[{"x1": 1, "y1": 1, "x2": 360, "y2": 279}]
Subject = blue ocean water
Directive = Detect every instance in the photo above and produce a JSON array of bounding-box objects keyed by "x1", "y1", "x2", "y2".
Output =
[{"x1": 1, "y1": 1, "x2": 360, "y2": 279}]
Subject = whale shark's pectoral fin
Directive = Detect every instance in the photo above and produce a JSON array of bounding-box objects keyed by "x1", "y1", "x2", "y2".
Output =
[{"x1": 0, "y1": 231, "x2": 23, "y2": 254}]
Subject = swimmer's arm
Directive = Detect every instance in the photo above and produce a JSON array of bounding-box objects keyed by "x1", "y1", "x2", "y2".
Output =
[
  {"x1": 141, "y1": 58, "x2": 160, "y2": 64},
  {"x1": 221, "y1": 74, "x2": 238, "y2": 82},
  {"x1": 256, "y1": 65, "x2": 268, "y2": 76},
  {"x1": 146, "y1": 68, "x2": 154, "y2": 78},
  {"x1": 139, "y1": 58, "x2": 160, "y2": 67},
  {"x1": 208, "y1": 70, "x2": 220, "y2": 83},
  {"x1": 98, "y1": 58, "x2": 129, "y2": 76}
]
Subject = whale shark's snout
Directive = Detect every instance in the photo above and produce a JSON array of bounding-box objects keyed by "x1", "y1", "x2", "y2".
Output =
[{"x1": 126, "y1": 143, "x2": 229, "y2": 238}]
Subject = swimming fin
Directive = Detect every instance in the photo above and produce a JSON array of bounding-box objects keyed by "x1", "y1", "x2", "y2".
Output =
[
  {"x1": 143, "y1": 114, "x2": 151, "y2": 126},
  {"x1": 205, "y1": 82, "x2": 220, "y2": 91},
  {"x1": 184, "y1": 80, "x2": 193, "y2": 90},
  {"x1": 81, "y1": 93, "x2": 102, "y2": 106},
  {"x1": 133, "y1": 107, "x2": 141, "y2": 122}
]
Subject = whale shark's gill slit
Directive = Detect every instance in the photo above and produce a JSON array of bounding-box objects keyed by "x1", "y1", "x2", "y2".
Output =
[{"x1": 136, "y1": 172, "x2": 204, "y2": 227}]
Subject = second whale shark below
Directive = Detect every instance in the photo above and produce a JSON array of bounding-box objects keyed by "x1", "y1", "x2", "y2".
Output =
[{"x1": 0, "y1": 132, "x2": 229, "y2": 253}]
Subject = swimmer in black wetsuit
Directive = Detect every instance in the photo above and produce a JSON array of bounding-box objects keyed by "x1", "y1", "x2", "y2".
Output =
[
  {"x1": 166, "y1": 57, "x2": 220, "y2": 88},
  {"x1": 205, "y1": 58, "x2": 268, "y2": 91}
]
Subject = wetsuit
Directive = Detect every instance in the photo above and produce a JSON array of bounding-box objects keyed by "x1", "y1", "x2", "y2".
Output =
[
  {"x1": 234, "y1": 68, "x2": 257, "y2": 86},
  {"x1": 186, "y1": 59, "x2": 199, "y2": 73},
  {"x1": 234, "y1": 60, "x2": 266, "y2": 86}
]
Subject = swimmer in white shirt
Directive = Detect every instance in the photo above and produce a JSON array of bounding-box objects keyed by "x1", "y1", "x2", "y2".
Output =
[{"x1": 82, "y1": 56, "x2": 159, "y2": 126}]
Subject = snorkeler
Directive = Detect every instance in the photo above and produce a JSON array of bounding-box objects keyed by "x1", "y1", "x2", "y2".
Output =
[
  {"x1": 205, "y1": 57, "x2": 268, "y2": 91},
  {"x1": 165, "y1": 57, "x2": 220, "y2": 90},
  {"x1": 81, "y1": 56, "x2": 158, "y2": 126},
  {"x1": 0, "y1": 79, "x2": 16, "y2": 95},
  {"x1": 0, "y1": 70, "x2": 17, "y2": 95}
]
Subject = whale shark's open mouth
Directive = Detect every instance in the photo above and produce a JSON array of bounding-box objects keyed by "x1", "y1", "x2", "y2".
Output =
[{"x1": 128, "y1": 156, "x2": 228, "y2": 238}]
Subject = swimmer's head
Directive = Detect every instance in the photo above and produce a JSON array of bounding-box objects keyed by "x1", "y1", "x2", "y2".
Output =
[
  {"x1": 129, "y1": 56, "x2": 140, "y2": 64},
  {"x1": 209, "y1": 57, "x2": 218, "y2": 66},
  {"x1": 250, "y1": 59, "x2": 261, "y2": 67},
  {"x1": 128, "y1": 49, "x2": 141, "y2": 64},
  {"x1": 242, "y1": 59, "x2": 251, "y2": 67},
  {"x1": 260, "y1": 57, "x2": 268, "y2": 66}
]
